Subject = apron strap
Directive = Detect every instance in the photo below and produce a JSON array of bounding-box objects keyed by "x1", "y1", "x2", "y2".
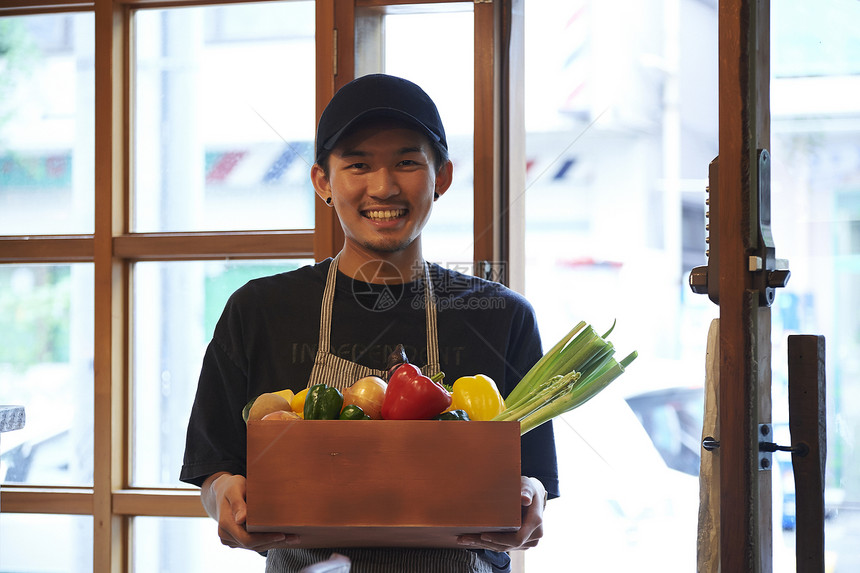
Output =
[
  {"x1": 423, "y1": 261, "x2": 440, "y2": 371},
  {"x1": 317, "y1": 253, "x2": 341, "y2": 354},
  {"x1": 318, "y1": 254, "x2": 440, "y2": 372}
]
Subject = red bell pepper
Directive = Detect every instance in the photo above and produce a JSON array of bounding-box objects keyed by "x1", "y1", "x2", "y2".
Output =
[{"x1": 381, "y1": 363, "x2": 452, "y2": 420}]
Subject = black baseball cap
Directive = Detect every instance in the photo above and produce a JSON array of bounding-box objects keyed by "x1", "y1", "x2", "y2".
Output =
[{"x1": 314, "y1": 74, "x2": 448, "y2": 165}]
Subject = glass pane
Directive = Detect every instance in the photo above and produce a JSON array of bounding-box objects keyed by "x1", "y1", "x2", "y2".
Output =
[
  {"x1": 133, "y1": 1, "x2": 316, "y2": 233},
  {"x1": 355, "y1": 4, "x2": 475, "y2": 267},
  {"x1": 0, "y1": 264, "x2": 94, "y2": 487},
  {"x1": 0, "y1": 13, "x2": 94, "y2": 235},
  {"x1": 0, "y1": 514, "x2": 92, "y2": 572},
  {"x1": 132, "y1": 259, "x2": 312, "y2": 487},
  {"x1": 771, "y1": 0, "x2": 860, "y2": 569},
  {"x1": 133, "y1": 516, "x2": 263, "y2": 572},
  {"x1": 523, "y1": 1, "x2": 719, "y2": 570}
]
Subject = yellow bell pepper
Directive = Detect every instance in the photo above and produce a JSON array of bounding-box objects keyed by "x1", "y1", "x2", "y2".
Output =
[
  {"x1": 450, "y1": 374, "x2": 506, "y2": 421},
  {"x1": 290, "y1": 388, "x2": 310, "y2": 419},
  {"x1": 274, "y1": 388, "x2": 295, "y2": 403}
]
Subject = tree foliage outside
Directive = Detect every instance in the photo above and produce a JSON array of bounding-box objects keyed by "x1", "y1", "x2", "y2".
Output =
[
  {"x1": 0, "y1": 18, "x2": 37, "y2": 142},
  {"x1": 0, "y1": 266, "x2": 71, "y2": 371}
]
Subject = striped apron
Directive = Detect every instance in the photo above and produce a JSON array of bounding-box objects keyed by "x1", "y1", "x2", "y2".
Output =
[
  {"x1": 265, "y1": 254, "x2": 495, "y2": 573},
  {"x1": 306, "y1": 252, "x2": 442, "y2": 389}
]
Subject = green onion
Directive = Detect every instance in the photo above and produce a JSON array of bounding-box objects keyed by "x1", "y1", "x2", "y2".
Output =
[
  {"x1": 499, "y1": 372, "x2": 580, "y2": 423},
  {"x1": 493, "y1": 321, "x2": 637, "y2": 435},
  {"x1": 502, "y1": 321, "x2": 586, "y2": 408}
]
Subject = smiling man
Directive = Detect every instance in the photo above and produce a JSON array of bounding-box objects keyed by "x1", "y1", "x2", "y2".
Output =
[
  {"x1": 181, "y1": 74, "x2": 559, "y2": 573},
  {"x1": 312, "y1": 120, "x2": 451, "y2": 276},
  {"x1": 311, "y1": 75, "x2": 454, "y2": 282}
]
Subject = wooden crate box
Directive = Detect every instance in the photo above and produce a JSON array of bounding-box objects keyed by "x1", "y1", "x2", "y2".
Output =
[{"x1": 246, "y1": 419, "x2": 522, "y2": 548}]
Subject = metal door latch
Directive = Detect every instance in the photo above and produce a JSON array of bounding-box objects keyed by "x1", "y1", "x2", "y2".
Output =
[
  {"x1": 701, "y1": 424, "x2": 808, "y2": 471},
  {"x1": 689, "y1": 150, "x2": 791, "y2": 306},
  {"x1": 758, "y1": 423, "x2": 809, "y2": 471},
  {"x1": 751, "y1": 150, "x2": 791, "y2": 306}
]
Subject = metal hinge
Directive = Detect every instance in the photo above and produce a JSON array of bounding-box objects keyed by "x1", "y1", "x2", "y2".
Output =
[{"x1": 475, "y1": 0, "x2": 493, "y2": 4}]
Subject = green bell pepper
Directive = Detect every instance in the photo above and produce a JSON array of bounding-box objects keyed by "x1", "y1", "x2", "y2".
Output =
[
  {"x1": 303, "y1": 383, "x2": 344, "y2": 420},
  {"x1": 433, "y1": 409, "x2": 471, "y2": 421},
  {"x1": 339, "y1": 404, "x2": 372, "y2": 420}
]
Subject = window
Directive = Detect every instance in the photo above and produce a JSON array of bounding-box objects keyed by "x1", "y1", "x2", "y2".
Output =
[
  {"x1": 770, "y1": 0, "x2": 860, "y2": 565},
  {"x1": 352, "y1": 2, "x2": 478, "y2": 271},
  {"x1": 128, "y1": 1, "x2": 316, "y2": 495},
  {"x1": 0, "y1": 13, "x2": 94, "y2": 235},
  {"x1": 521, "y1": 1, "x2": 716, "y2": 569},
  {"x1": 133, "y1": 2, "x2": 316, "y2": 233},
  {"x1": 354, "y1": 4, "x2": 476, "y2": 268},
  {"x1": 0, "y1": 514, "x2": 93, "y2": 572},
  {"x1": 521, "y1": 0, "x2": 859, "y2": 570},
  {"x1": 131, "y1": 516, "x2": 261, "y2": 571},
  {"x1": 131, "y1": 259, "x2": 311, "y2": 488},
  {"x1": 1, "y1": 2, "x2": 316, "y2": 571},
  {"x1": 0, "y1": 264, "x2": 94, "y2": 487}
]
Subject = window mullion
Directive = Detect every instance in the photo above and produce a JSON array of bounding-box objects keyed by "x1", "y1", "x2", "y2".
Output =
[
  {"x1": 93, "y1": 1, "x2": 130, "y2": 571},
  {"x1": 473, "y1": 0, "x2": 496, "y2": 271}
]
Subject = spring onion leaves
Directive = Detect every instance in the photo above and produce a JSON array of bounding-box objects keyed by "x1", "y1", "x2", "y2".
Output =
[{"x1": 493, "y1": 321, "x2": 637, "y2": 435}]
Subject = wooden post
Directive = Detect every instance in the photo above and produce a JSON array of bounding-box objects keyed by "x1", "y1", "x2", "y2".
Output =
[
  {"x1": 787, "y1": 335, "x2": 827, "y2": 573},
  {"x1": 718, "y1": 1, "x2": 772, "y2": 571}
]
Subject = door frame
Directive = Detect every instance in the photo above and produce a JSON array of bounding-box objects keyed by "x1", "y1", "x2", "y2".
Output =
[{"x1": 717, "y1": 1, "x2": 774, "y2": 571}]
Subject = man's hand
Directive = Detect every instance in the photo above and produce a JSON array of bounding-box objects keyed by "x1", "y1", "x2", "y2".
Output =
[
  {"x1": 456, "y1": 476, "x2": 547, "y2": 552},
  {"x1": 201, "y1": 472, "x2": 298, "y2": 551}
]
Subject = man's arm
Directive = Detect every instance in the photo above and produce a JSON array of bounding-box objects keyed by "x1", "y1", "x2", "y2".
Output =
[{"x1": 201, "y1": 471, "x2": 296, "y2": 551}]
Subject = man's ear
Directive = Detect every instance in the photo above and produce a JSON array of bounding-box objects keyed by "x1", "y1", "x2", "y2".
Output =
[
  {"x1": 310, "y1": 164, "x2": 332, "y2": 204},
  {"x1": 433, "y1": 160, "x2": 454, "y2": 199}
]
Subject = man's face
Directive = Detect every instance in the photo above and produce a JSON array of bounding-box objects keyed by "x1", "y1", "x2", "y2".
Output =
[{"x1": 315, "y1": 124, "x2": 452, "y2": 256}]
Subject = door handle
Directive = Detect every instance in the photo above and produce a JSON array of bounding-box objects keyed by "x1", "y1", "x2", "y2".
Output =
[{"x1": 787, "y1": 334, "x2": 827, "y2": 573}]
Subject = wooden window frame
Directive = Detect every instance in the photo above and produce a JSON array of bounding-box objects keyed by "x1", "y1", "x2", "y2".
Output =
[{"x1": 1, "y1": 1, "x2": 514, "y2": 570}]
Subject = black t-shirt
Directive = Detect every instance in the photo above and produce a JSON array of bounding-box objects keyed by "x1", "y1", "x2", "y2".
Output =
[{"x1": 180, "y1": 258, "x2": 559, "y2": 499}]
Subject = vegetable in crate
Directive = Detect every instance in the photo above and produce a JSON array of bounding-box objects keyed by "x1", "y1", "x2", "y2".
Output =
[
  {"x1": 381, "y1": 361, "x2": 451, "y2": 420},
  {"x1": 261, "y1": 410, "x2": 301, "y2": 421},
  {"x1": 449, "y1": 374, "x2": 506, "y2": 421},
  {"x1": 290, "y1": 388, "x2": 309, "y2": 418},
  {"x1": 303, "y1": 383, "x2": 344, "y2": 420},
  {"x1": 493, "y1": 320, "x2": 637, "y2": 434},
  {"x1": 434, "y1": 409, "x2": 470, "y2": 421},
  {"x1": 342, "y1": 376, "x2": 387, "y2": 420},
  {"x1": 244, "y1": 392, "x2": 292, "y2": 423},
  {"x1": 273, "y1": 388, "x2": 295, "y2": 403},
  {"x1": 339, "y1": 404, "x2": 372, "y2": 420},
  {"x1": 384, "y1": 344, "x2": 409, "y2": 380}
]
